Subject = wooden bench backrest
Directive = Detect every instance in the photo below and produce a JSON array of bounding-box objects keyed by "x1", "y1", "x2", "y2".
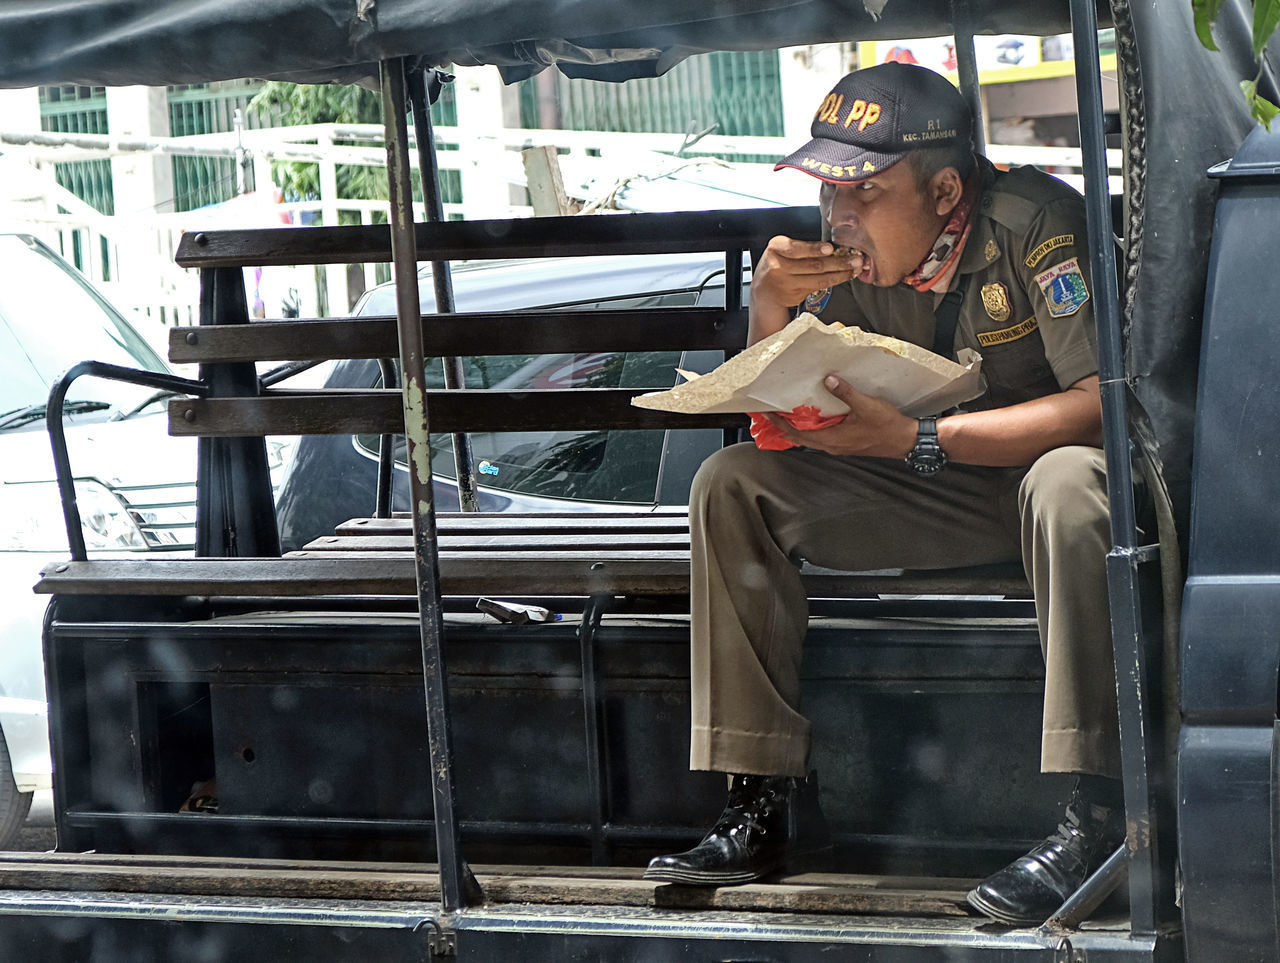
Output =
[{"x1": 168, "y1": 207, "x2": 820, "y2": 439}]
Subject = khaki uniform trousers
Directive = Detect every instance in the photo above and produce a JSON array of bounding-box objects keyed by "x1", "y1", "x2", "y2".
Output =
[{"x1": 688, "y1": 442, "x2": 1119, "y2": 780}]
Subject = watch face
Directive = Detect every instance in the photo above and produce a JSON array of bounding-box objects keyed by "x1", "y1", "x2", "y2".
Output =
[{"x1": 908, "y1": 446, "x2": 947, "y2": 475}]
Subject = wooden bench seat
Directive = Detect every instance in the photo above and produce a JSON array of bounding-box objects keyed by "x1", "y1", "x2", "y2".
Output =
[{"x1": 37, "y1": 512, "x2": 1032, "y2": 602}]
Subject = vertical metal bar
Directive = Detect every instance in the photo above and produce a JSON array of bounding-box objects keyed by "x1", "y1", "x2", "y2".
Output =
[
  {"x1": 723, "y1": 250, "x2": 743, "y2": 312},
  {"x1": 950, "y1": 0, "x2": 986, "y2": 154},
  {"x1": 407, "y1": 68, "x2": 480, "y2": 513},
  {"x1": 375, "y1": 359, "x2": 398, "y2": 518},
  {"x1": 579, "y1": 593, "x2": 611, "y2": 865},
  {"x1": 722, "y1": 249, "x2": 745, "y2": 448},
  {"x1": 195, "y1": 266, "x2": 280, "y2": 558},
  {"x1": 1068, "y1": 0, "x2": 1167, "y2": 937},
  {"x1": 1069, "y1": 6, "x2": 1137, "y2": 545},
  {"x1": 379, "y1": 57, "x2": 478, "y2": 913}
]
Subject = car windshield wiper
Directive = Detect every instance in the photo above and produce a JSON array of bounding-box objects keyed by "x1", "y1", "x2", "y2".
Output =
[
  {"x1": 0, "y1": 400, "x2": 113, "y2": 431},
  {"x1": 111, "y1": 389, "x2": 182, "y2": 421}
]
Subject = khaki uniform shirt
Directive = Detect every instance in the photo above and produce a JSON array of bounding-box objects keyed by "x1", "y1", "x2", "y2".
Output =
[{"x1": 813, "y1": 159, "x2": 1098, "y2": 412}]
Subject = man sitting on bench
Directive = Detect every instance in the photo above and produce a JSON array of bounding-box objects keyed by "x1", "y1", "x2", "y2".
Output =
[{"x1": 644, "y1": 62, "x2": 1123, "y2": 928}]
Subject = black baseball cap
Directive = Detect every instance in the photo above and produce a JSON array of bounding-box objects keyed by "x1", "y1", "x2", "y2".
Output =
[{"x1": 775, "y1": 62, "x2": 973, "y2": 184}]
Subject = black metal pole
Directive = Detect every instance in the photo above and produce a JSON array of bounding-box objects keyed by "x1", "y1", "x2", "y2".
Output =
[
  {"x1": 407, "y1": 67, "x2": 480, "y2": 513},
  {"x1": 379, "y1": 56, "x2": 479, "y2": 913},
  {"x1": 376, "y1": 358, "x2": 398, "y2": 518},
  {"x1": 1069, "y1": 5, "x2": 1137, "y2": 545},
  {"x1": 950, "y1": 0, "x2": 986, "y2": 154},
  {"x1": 1068, "y1": 0, "x2": 1168, "y2": 937}
]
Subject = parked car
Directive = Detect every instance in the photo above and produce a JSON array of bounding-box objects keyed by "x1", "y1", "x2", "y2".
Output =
[
  {"x1": 275, "y1": 251, "x2": 747, "y2": 551},
  {"x1": 0, "y1": 234, "x2": 205, "y2": 846}
]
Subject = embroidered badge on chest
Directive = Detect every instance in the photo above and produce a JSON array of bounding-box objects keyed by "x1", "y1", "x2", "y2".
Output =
[
  {"x1": 1035, "y1": 257, "x2": 1090, "y2": 317},
  {"x1": 804, "y1": 287, "x2": 833, "y2": 313},
  {"x1": 984, "y1": 238, "x2": 999, "y2": 262},
  {"x1": 980, "y1": 282, "x2": 1011, "y2": 322}
]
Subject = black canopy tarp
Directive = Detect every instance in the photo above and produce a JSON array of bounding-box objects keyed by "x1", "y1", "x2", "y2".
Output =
[{"x1": 0, "y1": 0, "x2": 1108, "y2": 88}]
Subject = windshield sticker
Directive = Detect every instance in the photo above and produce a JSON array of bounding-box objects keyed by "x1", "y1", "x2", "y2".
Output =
[
  {"x1": 1036, "y1": 257, "x2": 1090, "y2": 317},
  {"x1": 478, "y1": 461, "x2": 499, "y2": 476}
]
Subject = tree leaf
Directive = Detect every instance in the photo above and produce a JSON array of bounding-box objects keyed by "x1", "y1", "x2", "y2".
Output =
[
  {"x1": 1192, "y1": 0, "x2": 1229, "y2": 50},
  {"x1": 1254, "y1": 0, "x2": 1280, "y2": 57},
  {"x1": 1242, "y1": 78, "x2": 1280, "y2": 131}
]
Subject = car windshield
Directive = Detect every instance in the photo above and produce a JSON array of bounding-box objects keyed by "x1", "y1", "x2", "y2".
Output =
[{"x1": 0, "y1": 234, "x2": 168, "y2": 421}]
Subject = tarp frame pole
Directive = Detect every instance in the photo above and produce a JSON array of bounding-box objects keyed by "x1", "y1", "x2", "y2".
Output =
[
  {"x1": 1068, "y1": 0, "x2": 1172, "y2": 938},
  {"x1": 379, "y1": 55, "x2": 481, "y2": 914},
  {"x1": 950, "y1": 0, "x2": 986, "y2": 154},
  {"x1": 407, "y1": 67, "x2": 480, "y2": 513}
]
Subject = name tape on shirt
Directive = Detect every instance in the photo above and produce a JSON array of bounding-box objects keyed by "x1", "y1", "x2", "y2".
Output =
[
  {"x1": 1025, "y1": 234, "x2": 1074, "y2": 268},
  {"x1": 1035, "y1": 257, "x2": 1090, "y2": 317},
  {"x1": 977, "y1": 316, "x2": 1039, "y2": 347}
]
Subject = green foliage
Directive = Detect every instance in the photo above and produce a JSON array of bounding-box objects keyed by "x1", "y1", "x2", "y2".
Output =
[
  {"x1": 1193, "y1": 0, "x2": 1280, "y2": 129},
  {"x1": 249, "y1": 81, "x2": 388, "y2": 207}
]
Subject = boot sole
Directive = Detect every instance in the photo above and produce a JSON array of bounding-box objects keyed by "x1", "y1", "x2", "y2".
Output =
[
  {"x1": 643, "y1": 844, "x2": 833, "y2": 888},
  {"x1": 643, "y1": 865, "x2": 770, "y2": 886},
  {"x1": 965, "y1": 886, "x2": 1046, "y2": 927}
]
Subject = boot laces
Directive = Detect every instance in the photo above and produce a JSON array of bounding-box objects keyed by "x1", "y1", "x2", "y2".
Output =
[
  {"x1": 714, "y1": 775, "x2": 787, "y2": 836},
  {"x1": 1045, "y1": 792, "x2": 1117, "y2": 859}
]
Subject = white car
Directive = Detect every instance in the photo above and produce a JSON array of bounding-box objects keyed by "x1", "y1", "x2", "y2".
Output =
[{"x1": 0, "y1": 233, "x2": 201, "y2": 846}]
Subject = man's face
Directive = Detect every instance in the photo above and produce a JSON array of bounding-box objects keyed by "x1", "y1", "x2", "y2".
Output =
[{"x1": 818, "y1": 160, "x2": 949, "y2": 287}]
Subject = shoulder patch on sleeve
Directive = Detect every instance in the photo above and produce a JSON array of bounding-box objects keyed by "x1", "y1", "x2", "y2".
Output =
[
  {"x1": 804, "y1": 287, "x2": 833, "y2": 313},
  {"x1": 1035, "y1": 257, "x2": 1090, "y2": 317},
  {"x1": 1025, "y1": 234, "x2": 1074, "y2": 268}
]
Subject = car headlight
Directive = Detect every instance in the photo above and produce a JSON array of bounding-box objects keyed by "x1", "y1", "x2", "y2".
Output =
[{"x1": 0, "y1": 479, "x2": 147, "y2": 552}]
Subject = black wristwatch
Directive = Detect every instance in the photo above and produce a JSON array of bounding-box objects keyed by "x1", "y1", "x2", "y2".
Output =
[{"x1": 905, "y1": 416, "x2": 947, "y2": 476}]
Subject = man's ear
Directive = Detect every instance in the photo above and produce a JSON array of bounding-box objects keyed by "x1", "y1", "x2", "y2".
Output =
[{"x1": 930, "y1": 167, "x2": 964, "y2": 217}]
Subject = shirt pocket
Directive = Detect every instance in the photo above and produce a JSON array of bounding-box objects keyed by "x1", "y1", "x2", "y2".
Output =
[{"x1": 974, "y1": 328, "x2": 1059, "y2": 404}]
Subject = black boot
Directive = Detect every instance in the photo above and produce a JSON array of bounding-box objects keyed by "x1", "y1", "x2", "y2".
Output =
[
  {"x1": 967, "y1": 781, "x2": 1125, "y2": 926},
  {"x1": 644, "y1": 773, "x2": 829, "y2": 886}
]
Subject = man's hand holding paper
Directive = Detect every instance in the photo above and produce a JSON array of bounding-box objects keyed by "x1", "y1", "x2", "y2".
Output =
[{"x1": 631, "y1": 313, "x2": 984, "y2": 452}]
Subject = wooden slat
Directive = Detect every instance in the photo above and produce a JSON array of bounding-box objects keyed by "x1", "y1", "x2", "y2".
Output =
[
  {"x1": 174, "y1": 207, "x2": 820, "y2": 268},
  {"x1": 168, "y1": 389, "x2": 748, "y2": 437},
  {"x1": 35, "y1": 555, "x2": 690, "y2": 597},
  {"x1": 168, "y1": 307, "x2": 747, "y2": 365},
  {"x1": 0, "y1": 853, "x2": 974, "y2": 918},
  {"x1": 340, "y1": 512, "x2": 691, "y2": 536},
  {"x1": 302, "y1": 533, "x2": 692, "y2": 552},
  {"x1": 36, "y1": 555, "x2": 1030, "y2": 600}
]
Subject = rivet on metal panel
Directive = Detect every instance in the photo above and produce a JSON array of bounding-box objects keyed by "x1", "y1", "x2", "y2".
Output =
[
  {"x1": 183, "y1": 409, "x2": 196, "y2": 422},
  {"x1": 194, "y1": 233, "x2": 208, "y2": 246},
  {"x1": 185, "y1": 331, "x2": 198, "y2": 345}
]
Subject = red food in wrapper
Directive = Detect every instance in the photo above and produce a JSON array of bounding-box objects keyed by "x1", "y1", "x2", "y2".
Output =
[{"x1": 749, "y1": 405, "x2": 845, "y2": 451}]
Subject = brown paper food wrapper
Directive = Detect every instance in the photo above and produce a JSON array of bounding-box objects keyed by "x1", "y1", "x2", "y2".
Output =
[{"x1": 631, "y1": 313, "x2": 983, "y2": 418}]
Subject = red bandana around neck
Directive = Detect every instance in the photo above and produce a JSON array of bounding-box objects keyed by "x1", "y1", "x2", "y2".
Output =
[{"x1": 901, "y1": 171, "x2": 982, "y2": 293}]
